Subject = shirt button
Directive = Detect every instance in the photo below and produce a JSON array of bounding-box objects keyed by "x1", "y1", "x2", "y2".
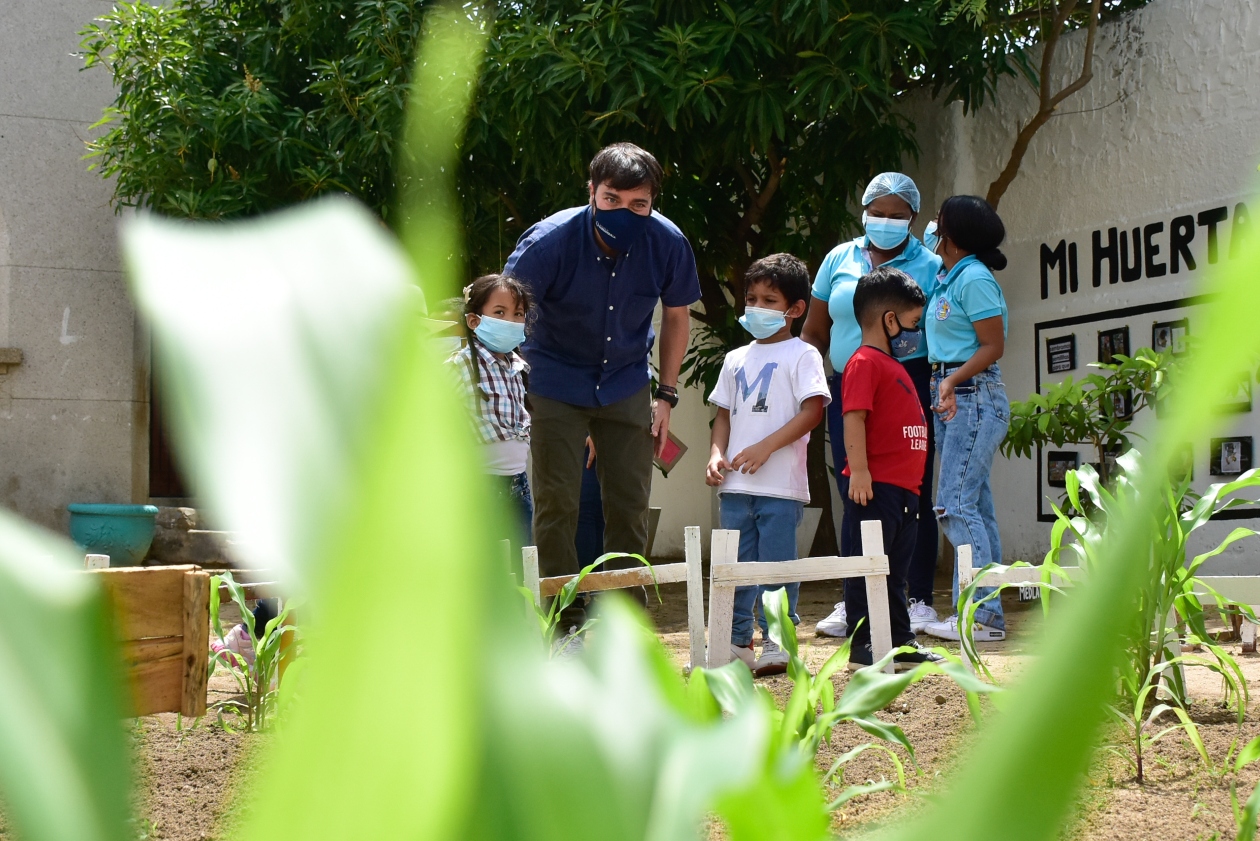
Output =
[
  {"x1": 609, "y1": 305, "x2": 614, "y2": 310},
  {"x1": 606, "y1": 336, "x2": 611, "y2": 341},
  {"x1": 603, "y1": 359, "x2": 608, "y2": 364},
  {"x1": 612, "y1": 272, "x2": 616, "y2": 277}
]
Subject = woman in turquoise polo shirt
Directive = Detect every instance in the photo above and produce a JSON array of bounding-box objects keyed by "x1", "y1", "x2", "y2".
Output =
[
  {"x1": 918, "y1": 195, "x2": 1011, "y2": 644},
  {"x1": 802, "y1": 173, "x2": 944, "y2": 638}
]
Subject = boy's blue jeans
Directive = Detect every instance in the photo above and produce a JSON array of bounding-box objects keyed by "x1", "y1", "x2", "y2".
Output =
[
  {"x1": 932, "y1": 366, "x2": 1009, "y2": 631},
  {"x1": 719, "y1": 493, "x2": 803, "y2": 647}
]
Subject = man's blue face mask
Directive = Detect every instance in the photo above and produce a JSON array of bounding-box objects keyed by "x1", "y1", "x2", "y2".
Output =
[{"x1": 593, "y1": 206, "x2": 651, "y2": 251}]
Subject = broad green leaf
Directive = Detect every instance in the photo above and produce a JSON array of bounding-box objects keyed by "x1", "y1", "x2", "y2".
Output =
[{"x1": 0, "y1": 510, "x2": 132, "y2": 841}]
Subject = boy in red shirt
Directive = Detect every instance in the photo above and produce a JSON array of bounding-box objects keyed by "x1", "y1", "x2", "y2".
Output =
[{"x1": 842, "y1": 266, "x2": 944, "y2": 670}]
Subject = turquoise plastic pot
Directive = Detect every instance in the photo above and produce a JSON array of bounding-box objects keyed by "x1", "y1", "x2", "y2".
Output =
[{"x1": 67, "y1": 503, "x2": 160, "y2": 567}]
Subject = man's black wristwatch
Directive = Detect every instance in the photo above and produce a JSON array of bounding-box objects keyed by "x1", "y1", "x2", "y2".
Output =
[{"x1": 654, "y1": 384, "x2": 679, "y2": 408}]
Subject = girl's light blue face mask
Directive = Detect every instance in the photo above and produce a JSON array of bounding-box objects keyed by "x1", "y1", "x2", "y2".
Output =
[
  {"x1": 738, "y1": 306, "x2": 787, "y2": 340},
  {"x1": 473, "y1": 315, "x2": 526, "y2": 353},
  {"x1": 862, "y1": 212, "x2": 912, "y2": 250},
  {"x1": 922, "y1": 220, "x2": 940, "y2": 253}
]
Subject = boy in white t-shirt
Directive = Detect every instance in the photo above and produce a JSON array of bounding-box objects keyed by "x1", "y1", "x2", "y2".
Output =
[{"x1": 706, "y1": 254, "x2": 831, "y2": 675}]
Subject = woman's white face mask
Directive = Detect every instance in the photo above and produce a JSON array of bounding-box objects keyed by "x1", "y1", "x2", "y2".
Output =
[{"x1": 862, "y1": 212, "x2": 911, "y2": 250}]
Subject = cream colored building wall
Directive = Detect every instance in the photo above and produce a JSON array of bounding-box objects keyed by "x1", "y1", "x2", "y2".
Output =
[
  {"x1": 0, "y1": 1, "x2": 147, "y2": 531},
  {"x1": 898, "y1": 0, "x2": 1260, "y2": 571}
]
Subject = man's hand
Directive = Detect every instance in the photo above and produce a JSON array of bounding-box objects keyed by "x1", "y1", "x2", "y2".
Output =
[
  {"x1": 652, "y1": 400, "x2": 672, "y2": 457},
  {"x1": 933, "y1": 378, "x2": 958, "y2": 422},
  {"x1": 731, "y1": 441, "x2": 775, "y2": 475},
  {"x1": 848, "y1": 468, "x2": 874, "y2": 505},
  {"x1": 706, "y1": 453, "x2": 731, "y2": 486},
  {"x1": 585, "y1": 435, "x2": 597, "y2": 469}
]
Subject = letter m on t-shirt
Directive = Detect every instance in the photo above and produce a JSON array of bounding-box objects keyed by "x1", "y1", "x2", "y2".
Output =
[{"x1": 733, "y1": 363, "x2": 778, "y2": 414}]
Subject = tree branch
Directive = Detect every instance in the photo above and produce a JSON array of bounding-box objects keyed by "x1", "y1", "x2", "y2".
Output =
[{"x1": 987, "y1": 0, "x2": 1101, "y2": 208}]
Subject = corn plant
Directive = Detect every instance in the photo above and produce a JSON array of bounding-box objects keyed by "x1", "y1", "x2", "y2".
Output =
[
  {"x1": 208, "y1": 571, "x2": 299, "y2": 732},
  {"x1": 958, "y1": 451, "x2": 1257, "y2": 782},
  {"x1": 700, "y1": 588, "x2": 997, "y2": 815},
  {"x1": 522, "y1": 551, "x2": 658, "y2": 649}
]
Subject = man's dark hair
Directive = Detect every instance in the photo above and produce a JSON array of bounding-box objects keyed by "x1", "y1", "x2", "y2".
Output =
[
  {"x1": 744, "y1": 253, "x2": 810, "y2": 306},
  {"x1": 852, "y1": 265, "x2": 927, "y2": 327},
  {"x1": 589, "y1": 143, "x2": 663, "y2": 198}
]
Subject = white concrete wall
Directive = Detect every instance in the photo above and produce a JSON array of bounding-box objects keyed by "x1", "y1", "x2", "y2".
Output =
[
  {"x1": 0, "y1": 1, "x2": 146, "y2": 530},
  {"x1": 897, "y1": 0, "x2": 1260, "y2": 572}
]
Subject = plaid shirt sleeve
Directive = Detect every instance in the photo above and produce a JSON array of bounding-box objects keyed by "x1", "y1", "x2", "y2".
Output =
[{"x1": 446, "y1": 343, "x2": 529, "y2": 444}]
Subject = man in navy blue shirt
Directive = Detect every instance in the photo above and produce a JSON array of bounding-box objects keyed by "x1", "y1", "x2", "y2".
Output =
[{"x1": 505, "y1": 143, "x2": 700, "y2": 615}]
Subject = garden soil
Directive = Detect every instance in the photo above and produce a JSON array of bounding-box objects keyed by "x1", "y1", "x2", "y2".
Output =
[{"x1": 20, "y1": 579, "x2": 1260, "y2": 840}]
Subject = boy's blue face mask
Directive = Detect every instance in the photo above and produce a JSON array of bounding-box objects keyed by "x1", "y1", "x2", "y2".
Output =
[
  {"x1": 885, "y1": 314, "x2": 922, "y2": 359},
  {"x1": 473, "y1": 316, "x2": 526, "y2": 353},
  {"x1": 862, "y1": 212, "x2": 912, "y2": 250},
  {"x1": 593, "y1": 206, "x2": 651, "y2": 251},
  {"x1": 739, "y1": 306, "x2": 787, "y2": 340}
]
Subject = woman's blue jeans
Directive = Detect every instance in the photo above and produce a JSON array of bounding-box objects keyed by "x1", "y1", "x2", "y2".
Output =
[{"x1": 931, "y1": 366, "x2": 1009, "y2": 630}]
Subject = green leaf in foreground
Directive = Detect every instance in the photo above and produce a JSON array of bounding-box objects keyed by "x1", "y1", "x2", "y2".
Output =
[
  {"x1": 124, "y1": 194, "x2": 484, "y2": 839},
  {"x1": 0, "y1": 509, "x2": 132, "y2": 841}
]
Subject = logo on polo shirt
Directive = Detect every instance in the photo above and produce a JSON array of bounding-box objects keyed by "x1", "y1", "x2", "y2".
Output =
[{"x1": 935, "y1": 298, "x2": 951, "y2": 321}]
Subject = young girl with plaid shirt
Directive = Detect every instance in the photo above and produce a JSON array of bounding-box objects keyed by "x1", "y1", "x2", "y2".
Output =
[{"x1": 447, "y1": 274, "x2": 535, "y2": 542}]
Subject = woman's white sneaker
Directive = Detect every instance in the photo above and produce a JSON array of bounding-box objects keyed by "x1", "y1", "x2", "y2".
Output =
[
  {"x1": 922, "y1": 614, "x2": 1005, "y2": 642},
  {"x1": 816, "y1": 602, "x2": 848, "y2": 637},
  {"x1": 908, "y1": 599, "x2": 938, "y2": 633}
]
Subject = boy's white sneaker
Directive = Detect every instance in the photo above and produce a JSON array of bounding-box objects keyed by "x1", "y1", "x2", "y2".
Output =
[
  {"x1": 754, "y1": 639, "x2": 790, "y2": 676},
  {"x1": 922, "y1": 614, "x2": 1006, "y2": 642},
  {"x1": 816, "y1": 602, "x2": 848, "y2": 637},
  {"x1": 730, "y1": 643, "x2": 756, "y2": 669},
  {"x1": 908, "y1": 599, "x2": 939, "y2": 633}
]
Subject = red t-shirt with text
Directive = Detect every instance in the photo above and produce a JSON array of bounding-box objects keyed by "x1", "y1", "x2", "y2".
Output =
[{"x1": 840, "y1": 346, "x2": 929, "y2": 494}]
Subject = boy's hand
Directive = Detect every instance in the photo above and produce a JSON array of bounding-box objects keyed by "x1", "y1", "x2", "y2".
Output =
[
  {"x1": 706, "y1": 454, "x2": 732, "y2": 486},
  {"x1": 848, "y1": 469, "x2": 874, "y2": 505},
  {"x1": 933, "y1": 379, "x2": 958, "y2": 421},
  {"x1": 731, "y1": 441, "x2": 774, "y2": 475}
]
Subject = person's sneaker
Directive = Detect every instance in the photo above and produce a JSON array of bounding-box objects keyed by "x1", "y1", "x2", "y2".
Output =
[
  {"x1": 922, "y1": 615, "x2": 1006, "y2": 642},
  {"x1": 816, "y1": 602, "x2": 848, "y2": 637},
  {"x1": 730, "y1": 643, "x2": 756, "y2": 670},
  {"x1": 908, "y1": 599, "x2": 939, "y2": 633},
  {"x1": 551, "y1": 626, "x2": 586, "y2": 659},
  {"x1": 754, "y1": 639, "x2": 790, "y2": 676},
  {"x1": 847, "y1": 642, "x2": 874, "y2": 671},
  {"x1": 893, "y1": 639, "x2": 946, "y2": 672}
]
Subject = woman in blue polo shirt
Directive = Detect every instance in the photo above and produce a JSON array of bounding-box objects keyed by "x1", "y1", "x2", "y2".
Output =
[
  {"x1": 918, "y1": 195, "x2": 1011, "y2": 644},
  {"x1": 802, "y1": 172, "x2": 944, "y2": 638}
]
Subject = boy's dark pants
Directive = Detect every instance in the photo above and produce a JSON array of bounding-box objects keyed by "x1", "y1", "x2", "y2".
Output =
[
  {"x1": 841, "y1": 482, "x2": 919, "y2": 648},
  {"x1": 529, "y1": 385, "x2": 654, "y2": 627},
  {"x1": 829, "y1": 362, "x2": 939, "y2": 607}
]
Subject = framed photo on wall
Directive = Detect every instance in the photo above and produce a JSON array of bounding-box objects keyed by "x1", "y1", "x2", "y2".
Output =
[
  {"x1": 1046, "y1": 334, "x2": 1076, "y2": 374},
  {"x1": 1152, "y1": 319, "x2": 1189, "y2": 356},
  {"x1": 1219, "y1": 375, "x2": 1253, "y2": 414},
  {"x1": 1047, "y1": 451, "x2": 1079, "y2": 488},
  {"x1": 1110, "y1": 389, "x2": 1133, "y2": 420},
  {"x1": 1098, "y1": 327, "x2": 1130, "y2": 364},
  {"x1": 1171, "y1": 443, "x2": 1194, "y2": 484},
  {"x1": 1210, "y1": 437, "x2": 1253, "y2": 476}
]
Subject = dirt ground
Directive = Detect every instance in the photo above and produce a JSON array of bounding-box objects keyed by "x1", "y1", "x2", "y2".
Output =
[{"x1": 44, "y1": 576, "x2": 1260, "y2": 840}]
